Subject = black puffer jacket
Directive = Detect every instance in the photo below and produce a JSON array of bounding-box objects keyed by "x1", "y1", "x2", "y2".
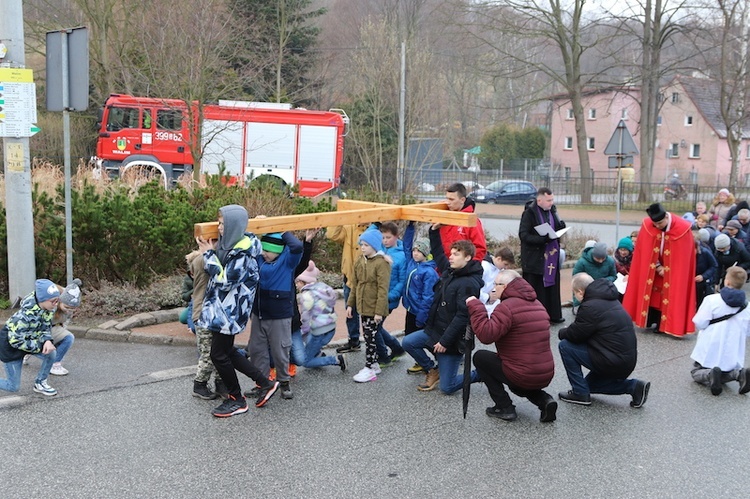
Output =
[
  {"x1": 558, "y1": 279, "x2": 637, "y2": 378},
  {"x1": 519, "y1": 199, "x2": 565, "y2": 275},
  {"x1": 425, "y1": 229, "x2": 483, "y2": 354}
]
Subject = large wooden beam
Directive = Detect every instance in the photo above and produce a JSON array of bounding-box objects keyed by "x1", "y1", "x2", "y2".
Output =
[{"x1": 194, "y1": 200, "x2": 476, "y2": 240}]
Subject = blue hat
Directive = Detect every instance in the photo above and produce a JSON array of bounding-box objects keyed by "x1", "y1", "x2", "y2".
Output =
[
  {"x1": 35, "y1": 279, "x2": 60, "y2": 303},
  {"x1": 358, "y1": 229, "x2": 383, "y2": 251}
]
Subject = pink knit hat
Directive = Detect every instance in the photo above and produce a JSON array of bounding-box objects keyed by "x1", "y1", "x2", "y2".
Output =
[{"x1": 296, "y1": 260, "x2": 320, "y2": 284}]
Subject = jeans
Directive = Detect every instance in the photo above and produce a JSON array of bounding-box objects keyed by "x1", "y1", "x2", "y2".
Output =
[
  {"x1": 290, "y1": 329, "x2": 306, "y2": 367},
  {"x1": 186, "y1": 301, "x2": 195, "y2": 333},
  {"x1": 402, "y1": 330, "x2": 478, "y2": 394},
  {"x1": 343, "y1": 283, "x2": 360, "y2": 342},
  {"x1": 54, "y1": 334, "x2": 74, "y2": 364},
  {"x1": 375, "y1": 319, "x2": 405, "y2": 362},
  {"x1": 290, "y1": 329, "x2": 338, "y2": 368},
  {"x1": 558, "y1": 339, "x2": 635, "y2": 396},
  {"x1": 0, "y1": 360, "x2": 23, "y2": 392}
]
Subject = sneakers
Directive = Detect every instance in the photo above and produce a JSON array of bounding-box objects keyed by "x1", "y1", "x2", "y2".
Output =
[
  {"x1": 288, "y1": 364, "x2": 297, "y2": 377},
  {"x1": 193, "y1": 380, "x2": 218, "y2": 400},
  {"x1": 739, "y1": 368, "x2": 750, "y2": 395},
  {"x1": 336, "y1": 340, "x2": 361, "y2": 353},
  {"x1": 630, "y1": 380, "x2": 651, "y2": 408},
  {"x1": 486, "y1": 405, "x2": 517, "y2": 421},
  {"x1": 23, "y1": 354, "x2": 31, "y2": 365},
  {"x1": 33, "y1": 379, "x2": 58, "y2": 397},
  {"x1": 539, "y1": 393, "x2": 558, "y2": 423},
  {"x1": 558, "y1": 390, "x2": 592, "y2": 406},
  {"x1": 280, "y1": 381, "x2": 293, "y2": 400},
  {"x1": 211, "y1": 395, "x2": 248, "y2": 417},
  {"x1": 50, "y1": 363, "x2": 69, "y2": 376},
  {"x1": 709, "y1": 366, "x2": 723, "y2": 396},
  {"x1": 269, "y1": 368, "x2": 276, "y2": 381},
  {"x1": 337, "y1": 354, "x2": 347, "y2": 372},
  {"x1": 378, "y1": 358, "x2": 393, "y2": 368},
  {"x1": 390, "y1": 350, "x2": 406, "y2": 361},
  {"x1": 417, "y1": 368, "x2": 440, "y2": 392},
  {"x1": 244, "y1": 384, "x2": 261, "y2": 398},
  {"x1": 407, "y1": 363, "x2": 426, "y2": 375},
  {"x1": 255, "y1": 381, "x2": 280, "y2": 408},
  {"x1": 371, "y1": 363, "x2": 382, "y2": 375},
  {"x1": 353, "y1": 366, "x2": 377, "y2": 383},
  {"x1": 214, "y1": 378, "x2": 229, "y2": 400}
]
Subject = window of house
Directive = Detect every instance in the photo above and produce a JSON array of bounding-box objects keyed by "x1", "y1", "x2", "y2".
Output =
[
  {"x1": 685, "y1": 115, "x2": 693, "y2": 126},
  {"x1": 566, "y1": 108, "x2": 574, "y2": 120},
  {"x1": 587, "y1": 137, "x2": 595, "y2": 151},
  {"x1": 747, "y1": 144, "x2": 750, "y2": 159},
  {"x1": 669, "y1": 143, "x2": 679, "y2": 157},
  {"x1": 621, "y1": 109, "x2": 628, "y2": 120},
  {"x1": 657, "y1": 115, "x2": 662, "y2": 126},
  {"x1": 671, "y1": 92, "x2": 680, "y2": 103},
  {"x1": 690, "y1": 144, "x2": 701, "y2": 158},
  {"x1": 657, "y1": 92, "x2": 664, "y2": 103},
  {"x1": 588, "y1": 108, "x2": 597, "y2": 119},
  {"x1": 564, "y1": 137, "x2": 573, "y2": 150}
]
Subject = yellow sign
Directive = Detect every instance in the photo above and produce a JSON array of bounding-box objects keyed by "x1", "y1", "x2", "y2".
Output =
[
  {"x1": 0, "y1": 68, "x2": 34, "y2": 83},
  {"x1": 5, "y1": 142, "x2": 25, "y2": 172}
]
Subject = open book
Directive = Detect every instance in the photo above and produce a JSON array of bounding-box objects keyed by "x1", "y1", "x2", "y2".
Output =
[
  {"x1": 614, "y1": 273, "x2": 628, "y2": 294},
  {"x1": 534, "y1": 223, "x2": 570, "y2": 240}
]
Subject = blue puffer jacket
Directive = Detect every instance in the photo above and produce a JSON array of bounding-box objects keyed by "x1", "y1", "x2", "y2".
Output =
[
  {"x1": 200, "y1": 234, "x2": 262, "y2": 335},
  {"x1": 384, "y1": 240, "x2": 407, "y2": 310},
  {"x1": 401, "y1": 223, "x2": 439, "y2": 327}
]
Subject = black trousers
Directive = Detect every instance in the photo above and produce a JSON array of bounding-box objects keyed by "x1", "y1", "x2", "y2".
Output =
[
  {"x1": 473, "y1": 350, "x2": 550, "y2": 410},
  {"x1": 210, "y1": 331, "x2": 268, "y2": 399},
  {"x1": 523, "y1": 272, "x2": 562, "y2": 321}
]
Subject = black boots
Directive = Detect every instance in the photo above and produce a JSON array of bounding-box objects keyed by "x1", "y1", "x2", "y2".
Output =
[{"x1": 192, "y1": 380, "x2": 217, "y2": 400}]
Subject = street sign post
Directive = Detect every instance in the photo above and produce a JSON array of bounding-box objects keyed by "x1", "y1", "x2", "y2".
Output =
[{"x1": 605, "y1": 120, "x2": 639, "y2": 242}]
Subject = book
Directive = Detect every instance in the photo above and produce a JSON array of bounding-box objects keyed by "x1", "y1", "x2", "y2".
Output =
[
  {"x1": 534, "y1": 223, "x2": 570, "y2": 240},
  {"x1": 614, "y1": 273, "x2": 628, "y2": 294}
]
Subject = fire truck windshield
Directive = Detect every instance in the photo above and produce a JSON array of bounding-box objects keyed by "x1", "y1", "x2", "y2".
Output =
[{"x1": 106, "y1": 106, "x2": 140, "y2": 131}]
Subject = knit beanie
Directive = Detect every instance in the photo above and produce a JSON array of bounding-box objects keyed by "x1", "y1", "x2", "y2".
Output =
[
  {"x1": 35, "y1": 279, "x2": 61, "y2": 303},
  {"x1": 358, "y1": 229, "x2": 383, "y2": 251},
  {"x1": 726, "y1": 220, "x2": 742, "y2": 231},
  {"x1": 296, "y1": 261, "x2": 320, "y2": 284},
  {"x1": 584, "y1": 240, "x2": 597, "y2": 249},
  {"x1": 591, "y1": 242, "x2": 608, "y2": 259},
  {"x1": 617, "y1": 237, "x2": 634, "y2": 252},
  {"x1": 60, "y1": 278, "x2": 83, "y2": 307},
  {"x1": 698, "y1": 228, "x2": 710, "y2": 243},
  {"x1": 413, "y1": 238, "x2": 430, "y2": 257},
  {"x1": 715, "y1": 233, "x2": 731, "y2": 250},
  {"x1": 261, "y1": 233, "x2": 285, "y2": 253}
]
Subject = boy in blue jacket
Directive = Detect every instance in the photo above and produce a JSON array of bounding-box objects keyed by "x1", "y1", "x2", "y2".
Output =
[
  {"x1": 402, "y1": 222, "x2": 439, "y2": 374},
  {"x1": 0, "y1": 279, "x2": 61, "y2": 396},
  {"x1": 376, "y1": 222, "x2": 407, "y2": 366}
]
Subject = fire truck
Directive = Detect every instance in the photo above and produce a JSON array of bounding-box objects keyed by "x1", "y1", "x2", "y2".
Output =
[{"x1": 94, "y1": 94, "x2": 348, "y2": 197}]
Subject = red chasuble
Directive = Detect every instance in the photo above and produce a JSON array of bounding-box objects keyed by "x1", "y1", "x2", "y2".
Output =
[{"x1": 623, "y1": 213, "x2": 696, "y2": 336}]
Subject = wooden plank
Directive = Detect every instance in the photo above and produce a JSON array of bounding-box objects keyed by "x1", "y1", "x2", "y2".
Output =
[
  {"x1": 194, "y1": 207, "x2": 402, "y2": 240},
  {"x1": 400, "y1": 205, "x2": 476, "y2": 226}
]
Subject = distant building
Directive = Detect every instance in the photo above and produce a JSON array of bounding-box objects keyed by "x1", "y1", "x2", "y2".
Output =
[{"x1": 549, "y1": 76, "x2": 750, "y2": 186}]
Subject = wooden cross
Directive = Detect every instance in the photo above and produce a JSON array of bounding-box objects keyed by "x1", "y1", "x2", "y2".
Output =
[{"x1": 194, "y1": 199, "x2": 477, "y2": 240}]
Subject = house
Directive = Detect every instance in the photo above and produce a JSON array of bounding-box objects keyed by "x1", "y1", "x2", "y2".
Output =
[{"x1": 549, "y1": 75, "x2": 750, "y2": 186}]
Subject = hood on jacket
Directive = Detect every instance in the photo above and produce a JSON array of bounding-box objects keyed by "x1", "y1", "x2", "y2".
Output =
[
  {"x1": 445, "y1": 258, "x2": 483, "y2": 279},
  {"x1": 501, "y1": 276, "x2": 538, "y2": 302},
  {"x1": 581, "y1": 246, "x2": 608, "y2": 265},
  {"x1": 462, "y1": 197, "x2": 477, "y2": 212},
  {"x1": 583, "y1": 279, "x2": 620, "y2": 302},
  {"x1": 720, "y1": 286, "x2": 747, "y2": 308},
  {"x1": 217, "y1": 205, "x2": 249, "y2": 263}
]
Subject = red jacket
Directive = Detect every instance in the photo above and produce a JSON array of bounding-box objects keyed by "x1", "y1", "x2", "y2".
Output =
[
  {"x1": 467, "y1": 277, "x2": 554, "y2": 389},
  {"x1": 439, "y1": 201, "x2": 486, "y2": 261}
]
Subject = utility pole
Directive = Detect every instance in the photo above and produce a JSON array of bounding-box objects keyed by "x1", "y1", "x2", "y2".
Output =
[
  {"x1": 1, "y1": 0, "x2": 37, "y2": 304},
  {"x1": 397, "y1": 41, "x2": 406, "y2": 195}
]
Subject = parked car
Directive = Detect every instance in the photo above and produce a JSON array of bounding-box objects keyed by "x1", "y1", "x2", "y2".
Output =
[{"x1": 469, "y1": 180, "x2": 537, "y2": 204}]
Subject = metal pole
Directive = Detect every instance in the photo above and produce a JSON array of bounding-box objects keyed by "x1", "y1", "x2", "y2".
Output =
[
  {"x1": 397, "y1": 41, "x2": 406, "y2": 194},
  {"x1": 615, "y1": 159, "x2": 622, "y2": 243},
  {"x1": 62, "y1": 32, "x2": 73, "y2": 284},
  {"x1": 1, "y1": 0, "x2": 36, "y2": 303}
]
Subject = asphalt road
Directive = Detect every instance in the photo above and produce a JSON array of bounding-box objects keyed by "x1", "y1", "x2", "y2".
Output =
[{"x1": 2, "y1": 305, "x2": 749, "y2": 498}]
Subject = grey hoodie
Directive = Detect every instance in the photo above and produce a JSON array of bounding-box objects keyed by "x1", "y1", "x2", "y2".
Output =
[{"x1": 217, "y1": 205, "x2": 249, "y2": 264}]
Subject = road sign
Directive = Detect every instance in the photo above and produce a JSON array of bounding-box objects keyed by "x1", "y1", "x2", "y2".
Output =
[
  {"x1": 604, "y1": 120, "x2": 639, "y2": 156},
  {"x1": 0, "y1": 68, "x2": 38, "y2": 138},
  {"x1": 46, "y1": 27, "x2": 89, "y2": 112},
  {"x1": 608, "y1": 155, "x2": 634, "y2": 168}
]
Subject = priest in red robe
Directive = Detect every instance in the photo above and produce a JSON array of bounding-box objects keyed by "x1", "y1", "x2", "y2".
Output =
[{"x1": 623, "y1": 203, "x2": 696, "y2": 336}]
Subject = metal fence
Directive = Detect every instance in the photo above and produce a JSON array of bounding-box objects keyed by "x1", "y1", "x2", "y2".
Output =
[{"x1": 405, "y1": 167, "x2": 750, "y2": 212}]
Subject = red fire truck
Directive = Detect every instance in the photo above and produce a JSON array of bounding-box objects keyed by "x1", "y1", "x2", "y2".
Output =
[{"x1": 94, "y1": 94, "x2": 348, "y2": 197}]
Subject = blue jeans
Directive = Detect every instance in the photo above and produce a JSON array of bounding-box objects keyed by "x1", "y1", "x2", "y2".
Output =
[
  {"x1": 54, "y1": 335, "x2": 74, "y2": 364},
  {"x1": 290, "y1": 329, "x2": 305, "y2": 366},
  {"x1": 343, "y1": 283, "x2": 360, "y2": 342},
  {"x1": 402, "y1": 330, "x2": 477, "y2": 394},
  {"x1": 558, "y1": 339, "x2": 635, "y2": 396},
  {"x1": 0, "y1": 360, "x2": 23, "y2": 392},
  {"x1": 290, "y1": 329, "x2": 338, "y2": 368}
]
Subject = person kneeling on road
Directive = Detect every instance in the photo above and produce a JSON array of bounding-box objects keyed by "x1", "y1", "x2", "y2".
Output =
[
  {"x1": 558, "y1": 273, "x2": 650, "y2": 408},
  {"x1": 466, "y1": 270, "x2": 557, "y2": 423}
]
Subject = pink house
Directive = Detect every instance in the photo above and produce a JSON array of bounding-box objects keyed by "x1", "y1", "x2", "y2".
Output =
[{"x1": 549, "y1": 75, "x2": 750, "y2": 186}]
